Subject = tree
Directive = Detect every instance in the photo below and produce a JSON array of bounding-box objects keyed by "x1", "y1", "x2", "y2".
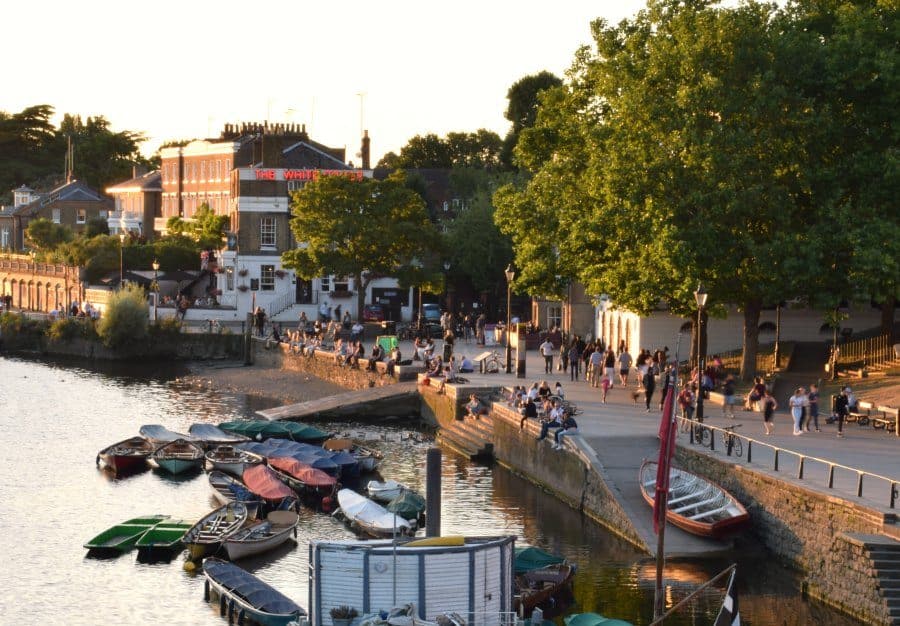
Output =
[
  {"x1": 166, "y1": 203, "x2": 228, "y2": 251},
  {"x1": 501, "y1": 71, "x2": 563, "y2": 169},
  {"x1": 496, "y1": 0, "x2": 825, "y2": 379},
  {"x1": 282, "y1": 172, "x2": 442, "y2": 316},
  {"x1": 377, "y1": 130, "x2": 505, "y2": 170},
  {"x1": 96, "y1": 283, "x2": 149, "y2": 348},
  {"x1": 445, "y1": 189, "x2": 513, "y2": 294},
  {"x1": 25, "y1": 218, "x2": 72, "y2": 253},
  {"x1": 56, "y1": 114, "x2": 149, "y2": 192},
  {"x1": 83, "y1": 216, "x2": 110, "y2": 238},
  {"x1": 0, "y1": 105, "x2": 57, "y2": 199}
]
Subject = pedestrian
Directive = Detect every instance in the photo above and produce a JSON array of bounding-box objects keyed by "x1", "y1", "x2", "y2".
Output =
[
  {"x1": 643, "y1": 364, "x2": 657, "y2": 412},
  {"x1": 601, "y1": 375, "x2": 612, "y2": 403},
  {"x1": 589, "y1": 347, "x2": 603, "y2": 387},
  {"x1": 569, "y1": 342, "x2": 581, "y2": 382},
  {"x1": 722, "y1": 375, "x2": 736, "y2": 419},
  {"x1": 617, "y1": 348, "x2": 632, "y2": 387},
  {"x1": 834, "y1": 387, "x2": 850, "y2": 438},
  {"x1": 789, "y1": 387, "x2": 807, "y2": 435},
  {"x1": 539, "y1": 336, "x2": 555, "y2": 374},
  {"x1": 806, "y1": 384, "x2": 820, "y2": 432},
  {"x1": 604, "y1": 348, "x2": 616, "y2": 385},
  {"x1": 762, "y1": 389, "x2": 778, "y2": 435},
  {"x1": 678, "y1": 382, "x2": 695, "y2": 420},
  {"x1": 559, "y1": 343, "x2": 569, "y2": 373}
]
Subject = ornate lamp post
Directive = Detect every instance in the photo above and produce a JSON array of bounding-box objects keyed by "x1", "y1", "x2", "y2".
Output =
[
  {"x1": 694, "y1": 283, "x2": 708, "y2": 423},
  {"x1": 118, "y1": 232, "x2": 126, "y2": 289},
  {"x1": 152, "y1": 258, "x2": 160, "y2": 321},
  {"x1": 505, "y1": 264, "x2": 515, "y2": 374}
]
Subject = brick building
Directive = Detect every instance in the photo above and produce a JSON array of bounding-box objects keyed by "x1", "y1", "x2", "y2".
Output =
[{"x1": 105, "y1": 168, "x2": 161, "y2": 238}]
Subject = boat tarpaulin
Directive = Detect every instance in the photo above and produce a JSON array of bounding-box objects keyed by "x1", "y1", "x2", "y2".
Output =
[
  {"x1": 204, "y1": 558, "x2": 305, "y2": 616},
  {"x1": 242, "y1": 465, "x2": 296, "y2": 501}
]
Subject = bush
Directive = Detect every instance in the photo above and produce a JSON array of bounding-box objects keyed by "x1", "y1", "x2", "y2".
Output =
[
  {"x1": 0, "y1": 311, "x2": 44, "y2": 335},
  {"x1": 149, "y1": 316, "x2": 182, "y2": 339},
  {"x1": 47, "y1": 317, "x2": 98, "y2": 342},
  {"x1": 96, "y1": 284, "x2": 149, "y2": 348}
]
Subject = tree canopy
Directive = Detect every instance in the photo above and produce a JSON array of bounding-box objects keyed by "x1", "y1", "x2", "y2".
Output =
[
  {"x1": 376, "y1": 130, "x2": 504, "y2": 170},
  {"x1": 166, "y1": 204, "x2": 228, "y2": 251},
  {"x1": 282, "y1": 173, "x2": 442, "y2": 315}
]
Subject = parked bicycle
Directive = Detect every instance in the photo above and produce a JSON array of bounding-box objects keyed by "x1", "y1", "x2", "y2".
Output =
[
  {"x1": 481, "y1": 351, "x2": 502, "y2": 374},
  {"x1": 680, "y1": 417, "x2": 711, "y2": 447},
  {"x1": 721, "y1": 424, "x2": 743, "y2": 457}
]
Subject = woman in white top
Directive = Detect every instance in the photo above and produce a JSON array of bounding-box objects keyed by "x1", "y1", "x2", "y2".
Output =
[{"x1": 789, "y1": 387, "x2": 808, "y2": 435}]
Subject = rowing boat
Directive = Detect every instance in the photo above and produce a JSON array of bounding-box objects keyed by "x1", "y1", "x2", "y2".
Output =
[
  {"x1": 139, "y1": 424, "x2": 195, "y2": 445},
  {"x1": 366, "y1": 479, "x2": 408, "y2": 502},
  {"x1": 84, "y1": 514, "x2": 170, "y2": 555},
  {"x1": 639, "y1": 460, "x2": 749, "y2": 537},
  {"x1": 205, "y1": 445, "x2": 264, "y2": 477},
  {"x1": 183, "y1": 502, "x2": 250, "y2": 560},
  {"x1": 514, "y1": 563, "x2": 575, "y2": 613},
  {"x1": 242, "y1": 464, "x2": 298, "y2": 509},
  {"x1": 135, "y1": 519, "x2": 193, "y2": 557},
  {"x1": 203, "y1": 558, "x2": 306, "y2": 626},
  {"x1": 267, "y1": 456, "x2": 337, "y2": 499},
  {"x1": 189, "y1": 423, "x2": 251, "y2": 445},
  {"x1": 223, "y1": 510, "x2": 299, "y2": 560},
  {"x1": 150, "y1": 438, "x2": 205, "y2": 475},
  {"x1": 219, "y1": 420, "x2": 330, "y2": 444},
  {"x1": 96, "y1": 436, "x2": 154, "y2": 474},
  {"x1": 336, "y1": 488, "x2": 413, "y2": 537},
  {"x1": 323, "y1": 437, "x2": 383, "y2": 472}
]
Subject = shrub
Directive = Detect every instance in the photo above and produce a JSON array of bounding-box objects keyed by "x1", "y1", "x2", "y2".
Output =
[
  {"x1": 149, "y1": 316, "x2": 182, "y2": 339},
  {"x1": 96, "y1": 284, "x2": 149, "y2": 348},
  {"x1": 47, "y1": 317, "x2": 98, "y2": 342},
  {"x1": 0, "y1": 311, "x2": 43, "y2": 335}
]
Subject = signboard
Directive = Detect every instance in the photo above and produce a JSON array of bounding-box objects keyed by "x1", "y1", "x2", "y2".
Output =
[{"x1": 254, "y1": 169, "x2": 365, "y2": 182}]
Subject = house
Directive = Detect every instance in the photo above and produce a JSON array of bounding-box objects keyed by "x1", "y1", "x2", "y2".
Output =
[
  {"x1": 105, "y1": 167, "x2": 161, "y2": 238},
  {"x1": 0, "y1": 181, "x2": 113, "y2": 251}
]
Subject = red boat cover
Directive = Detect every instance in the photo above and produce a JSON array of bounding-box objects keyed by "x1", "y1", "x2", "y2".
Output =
[
  {"x1": 268, "y1": 457, "x2": 337, "y2": 489},
  {"x1": 242, "y1": 464, "x2": 296, "y2": 500}
]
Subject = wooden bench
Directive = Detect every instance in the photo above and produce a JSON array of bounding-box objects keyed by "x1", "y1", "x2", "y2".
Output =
[
  {"x1": 848, "y1": 400, "x2": 874, "y2": 426},
  {"x1": 873, "y1": 406, "x2": 899, "y2": 433}
]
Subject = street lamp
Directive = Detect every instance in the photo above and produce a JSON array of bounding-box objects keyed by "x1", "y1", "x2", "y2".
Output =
[
  {"x1": 411, "y1": 259, "x2": 423, "y2": 332},
  {"x1": 774, "y1": 301, "x2": 782, "y2": 370},
  {"x1": 442, "y1": 261, "x2": 451, "y2": 312},
  {"x1": 152, "y1": 258, "x2": 160, "y2": 322},
  {"x1": 505, "y1": 264, "x2": 515, "y2": 373},
  {"x1": 118, "y1": 232, "x2": 126, "y2": 288},
  {"x1": 694, "y1": 282, "x2": 708, "y2": 423}
]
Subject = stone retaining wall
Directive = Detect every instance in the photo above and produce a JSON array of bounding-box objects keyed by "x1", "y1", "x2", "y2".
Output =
[{"x1": 676, "y1": 447, "x2": 896, "y2": 625}]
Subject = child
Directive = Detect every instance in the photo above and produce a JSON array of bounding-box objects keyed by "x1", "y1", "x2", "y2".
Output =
[
  {"x1": 601, "y1": 376, "x2": 612, "y2": 403},
  {"x1": 554, "y1": 381, "x2": 565, "y2": 400}
]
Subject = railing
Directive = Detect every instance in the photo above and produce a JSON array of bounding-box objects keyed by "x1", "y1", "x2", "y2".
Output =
[
  {"x1": 835, "y1": 333, "x2": 895, "y2": 369},
  {"x1": 265, "y1": 290, "x2": 296, "y2": 319},
  {"x1": 711, "y1": 344, "x2": 776, "y2": 376},
  {"x1": 678, "y1": 416, "x2": 900, "y2": 509}
]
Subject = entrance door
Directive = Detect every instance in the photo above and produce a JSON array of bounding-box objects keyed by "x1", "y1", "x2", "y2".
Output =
[{"x1": 296, "y1": 279, "x2": 313, "y2": 304}]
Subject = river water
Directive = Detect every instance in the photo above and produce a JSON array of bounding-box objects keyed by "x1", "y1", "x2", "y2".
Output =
[{"x1": 0, "y1": 356, "x2": 861, "y2": 626}]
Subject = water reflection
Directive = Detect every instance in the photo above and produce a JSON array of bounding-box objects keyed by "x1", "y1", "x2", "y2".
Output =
[{"x1": 0, "y1": 356, "x2": 863, "y2": 626}]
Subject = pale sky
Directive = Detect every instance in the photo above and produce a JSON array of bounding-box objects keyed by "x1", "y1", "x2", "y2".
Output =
[{"x1": 2, "y1": 1, "x2": 646, "y2": 165}]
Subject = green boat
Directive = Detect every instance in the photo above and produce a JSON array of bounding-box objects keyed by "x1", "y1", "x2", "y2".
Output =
[
  {"x1": 135, "y1": 519, "x2": 193, "y2": 556},
  {"x1": 218, "y1": 420, "x2": 329, "y2": 443},
  {"x1": 84, "y1": 515, "x2": 170, "y2": 555},
  {"x1": 564, "y1": 613, "x2": 634, "y2": 626},
  {"x1": 385, "y1": 490, "x2": 426, "y2": 521},
  {"x1": 515, "y1": 546, "x2": 566, "y2": 574}
]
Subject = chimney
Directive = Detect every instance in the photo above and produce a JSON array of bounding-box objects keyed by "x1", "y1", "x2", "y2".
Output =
[
  {"x1": 360, "y1": 130, "x2": 370, "y2": 170},
  {"x1": 132, "y1": 164, "x2": 148, "y2": 179}
]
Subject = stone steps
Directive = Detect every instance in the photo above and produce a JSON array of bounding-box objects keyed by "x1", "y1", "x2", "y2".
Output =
[
  {"x1": 438, "y1": 416, "x2": 495, "y2": 460},
  {"x1": 847, "y1": 534, "x2": 900, "y2": 623}
]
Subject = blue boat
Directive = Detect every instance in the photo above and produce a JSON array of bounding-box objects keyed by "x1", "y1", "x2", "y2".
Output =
[{"x1": 203, "y1": 558, "x2": 306, "y2": 626}]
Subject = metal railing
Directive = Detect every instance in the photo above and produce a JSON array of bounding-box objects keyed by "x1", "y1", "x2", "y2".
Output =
[
  {"x1": 835, "y1": 333, "x2": 895, "y2": 369},
  {"x1": 678, "y1": 416, "x2": 900, "y2": 509}
]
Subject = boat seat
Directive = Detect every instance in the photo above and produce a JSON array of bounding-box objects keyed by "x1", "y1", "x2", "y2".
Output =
[
  {"x1": 688, "y1": 502, "x2": 732, "y2": 521},
  {"x1": 671, "y1": 493, "x2": 721, "y2": 514},
  {"x1": 666, "y1": 485, "x2": 714, "y2": 506}
]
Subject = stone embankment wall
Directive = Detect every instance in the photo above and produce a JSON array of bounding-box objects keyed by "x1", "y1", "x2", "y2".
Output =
[{"x1": 676, "y1": 447, "x2": 897, "y2": 625}]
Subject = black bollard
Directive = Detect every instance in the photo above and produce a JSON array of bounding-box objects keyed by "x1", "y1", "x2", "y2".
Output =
[{"x1": 425, "y1": 447, "x2": 442, "y2": 537}]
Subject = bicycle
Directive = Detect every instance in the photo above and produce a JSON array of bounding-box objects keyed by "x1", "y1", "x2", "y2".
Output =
[
  {"x1": 721, "y1": 424, "x2": 743, "y2": 457},
  {"x1": 680, "y1": 418, "x2": 711, "y2": 447},
  {"x1": 482, "y1": 351, "x2": 502, "y2": 374}
]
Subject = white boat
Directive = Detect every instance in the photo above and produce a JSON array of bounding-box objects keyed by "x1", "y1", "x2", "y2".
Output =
[
  {"x1": 223, "y1": 510, "x2": 299, "y2": 560},
  {"x1": 150, "y1": 438, "x2": 205, "y2": 474},
  {"x1": 323, "y1": 438, "x2": 383, "y2": 472},
  {"x1": 336, "y1": 488, "x2": 413, "y2": 537},
  {"x1": 139, "y1": 424, "x2": 196, "y2": 445},
  {"x1": 182, "y1": 501, "x2": 251, "y2": 560},
  {"x1": 204, "y1": 445, "x2": 264, "y2": 477},
  {"x1": 366, "y1": 479, "x2": 408, "y2": 502},
  {"x1": 308, "y1": 535, "x2": 516, "y2": 626}
]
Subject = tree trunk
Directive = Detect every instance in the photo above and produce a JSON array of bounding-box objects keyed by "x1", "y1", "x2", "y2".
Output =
[
  {"x1": 740, "y1": 299, "x2": 762, "y2": 382},
  {"x1": 689, "y1": 317, "x2": 699, "y2": 370},
  {"x1": 355, "y1": 273, "x2": 366, "y2": 323},
  {"x1": 881, "y1": 296, "x2": 896, "y2": 344}
]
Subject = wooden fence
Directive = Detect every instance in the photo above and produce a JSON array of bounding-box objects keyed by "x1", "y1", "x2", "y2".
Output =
[{"x1": 835, "y1": 333, "x2": 896, "y2": 369}]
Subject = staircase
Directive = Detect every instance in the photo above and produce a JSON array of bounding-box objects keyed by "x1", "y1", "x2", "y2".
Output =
[
  {"x1": 846, "y1": 534, "x2": 900, "y2": 625},
  {"x1": 437, "y1": 413, "x2": 495, "y2": 461}
]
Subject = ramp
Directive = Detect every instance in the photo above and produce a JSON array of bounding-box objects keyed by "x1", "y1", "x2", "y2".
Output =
[{"x1": 258, "y1": 381, "x2": 420, "y2": 421}]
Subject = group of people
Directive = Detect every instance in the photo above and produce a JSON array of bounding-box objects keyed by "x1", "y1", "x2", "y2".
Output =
[{"x1": 500, "y1": 379, "x2": 577, "y2": 449}]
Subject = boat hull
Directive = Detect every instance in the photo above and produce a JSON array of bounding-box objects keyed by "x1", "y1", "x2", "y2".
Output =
[
  {"x1": 223, "y1": 511, "x2": 298, "y2": 560},
  {"x1": 151, "y1": 439, "x2": 205, "y2": 475},
  {"x1": 96, "y1": 436, "x2": 153, "y2": 474},
  {"x1": 156, "y1": 458, "x2": 203, "y2": 474},
  {"x1": 639, "y1": 460, "x2": 749, "y2": 538},
  {"x1": 514, "y1": 564, "x2": 575, "y2": 612},
  {"x1": 84, "y1": 515, "x2": 170, "y2": 554},
  {"x1": 203, "y1": 558, "x2": 305, "y2": 626},
  {"x1": 183, "y1": 503, "x2": 250, "y2": 560},
  {"x1": 135, "y1": 520, "x2": 193, "y2": 557}
]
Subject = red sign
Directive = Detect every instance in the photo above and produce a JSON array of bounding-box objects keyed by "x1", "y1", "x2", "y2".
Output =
[{"x1": 255, "y1": 169, "x2": 364, "y2": 181}]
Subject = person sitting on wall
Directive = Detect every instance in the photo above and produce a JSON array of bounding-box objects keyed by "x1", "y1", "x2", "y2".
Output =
[
  {"x1": 466, "y1": 394, "x2": 488, "y2": 418},
  {"x1": 536, "y1": 400, "x2": 564, "y2": 441},
  {"x1": 459, "y1": 355, "x2": 474, "y2": 373},
  {"x1": 520, "y1": 396, "x2": 538, "y2": 429},
  {"x1": 367, "y1": 342, "x2": 385, "y2": 371},
  {"x1": 552, "y1": 412, "x2": 579, "y2": 450}
]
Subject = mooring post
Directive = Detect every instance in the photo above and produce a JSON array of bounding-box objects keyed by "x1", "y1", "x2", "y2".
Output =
[
  {"x1": 425, "y1": 447, "x2": 442, "y2": 537},
  {"x1": 244, "y1": 313, "x2": 253, "y2": 365}
]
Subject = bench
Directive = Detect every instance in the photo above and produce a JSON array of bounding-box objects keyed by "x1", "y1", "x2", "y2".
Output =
[
  {"x1": 873, "y1": 406, "x2": 899, "y2": 433},
  {"x1": 473, "y1": 350, "x2": 498, "y2": 374},
  {"x1": 848, "y1": 400, "x2": 874, "y2": 426}
]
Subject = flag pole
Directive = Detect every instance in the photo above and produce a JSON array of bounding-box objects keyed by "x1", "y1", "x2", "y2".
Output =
[{"x1": 653, "y1": 332, "x2": 682, "y2": 620}]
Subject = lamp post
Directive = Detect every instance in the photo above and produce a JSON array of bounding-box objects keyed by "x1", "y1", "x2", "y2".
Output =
[
  {"x1": 694, "y1": 283, "x2": 708, "y2": 423},
  {"x1": 152, "y1": 258, "x2": 160, "y2": 322},
  {"x1": 411, "y1": 258, "x2": 423, "y2": 332},
  {"x1": 442, "y1": 260, "x2": 451, "y2": 312},
  {"x1": 505, "y1": 264, "x2": 515, "y2": 374},
  {"x1": 774, "y1": 301, "x2": 782, "y2": 370},
  {"x1": 118, "y1": 232, "x2": 126, "y2": 289}
]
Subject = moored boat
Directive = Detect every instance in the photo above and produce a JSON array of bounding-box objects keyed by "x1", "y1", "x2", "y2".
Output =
[
  {"x1": 96, "y1": 436, "x2": 154, "y2": 474},
  {"x1": 183, "y1": 502, "x2": 250, "y2": 560},
  {"x1": 203, "y1": 557, "x2": 306, "y2": 626},
  {"x1": 514, "y1": 563, "x2": 576, "y2": 613},
  {"x1": 209, "y1": 471, "x2": 262, "y2": 518},
  {"x1": 223, "y1": 510, "x2": 299, "y2": 560},
  {"x1": 242, "y1": 464, "x2": 298, "y2": 509},
  {"x1": 564, "y1": 613, "x2": 635, "y2": 626},
  {"x1": 205, "y1": 445, "x2": 264, "y2": 477},
  {"x1": 639, "y1": 460, "x2": 749, "y2": 537},
  {"x1": 150, "y1": 438, "x2": 205, "y2": 475},
  {"x1": 366, "y1": 479, "x2": 408, "y2": 502},
  {"x1": 139, "y1": 424, "x2": 195, "y2": 445},
  {"x1": 385, "y1": 490, "x2": 426, "y2": 522},
  {"x1": 267, "y1": 456, "x2": 337, "y2": 498},
  {"x1": 323, "y1": 437, "x2": 383, "y2": 472},
  {"x1": 84, "y1": 514, "x2": 170, "y2": 555},
  {"x1": 189, "y1": 423, "x2": 251, "y2": 445},
  {"x1": 336, "y1": 488, "x2": 413, "y2": 537},
  {"x1": 219, "y1": 419, "x2": 330, "y2": 443},
  {"x1": 135, "y1": 519, "x2": 193, "y2": 557}
]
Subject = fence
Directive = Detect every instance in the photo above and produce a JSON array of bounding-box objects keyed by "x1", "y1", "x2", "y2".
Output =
[
  {"x1": 678, "y1": 416, "x2": 900, "y2": 509},
  {"x1": 835, "y1": 333, "x2": 895, "y2": 369},
  {"x1": 704, "y1": 344, "x2": 777, "y2": 376}
]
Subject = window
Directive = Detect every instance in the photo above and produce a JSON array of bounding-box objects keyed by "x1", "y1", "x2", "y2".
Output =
[
  {"x1": 225, "y1": 266, "x2": 234, "y2": 291},
  {"x1": 1, "y1": 228, "x2": 9, "y2": 249},
  {"x1": 287, "y1": 180, "x2": 306, "y2": 192},
  {"x1": 200, "y1": 161, "x2": 206, "y2": 181},
  {"x1": 260, "y1": 265, "x2": 275, "y2": 291},
  {"x1": 320, "y1": 277, "x2": 330, "y2": 293},
  {"x1": 98, "y1": 210, "x2": 108, "y2": 219},
  {"x1": 52, "y1": 209, "x2": 61, "y2": 224},
  {"x1": 260, "y1": 217, "x2": 276, "y2": 249},
  {"x1": 76, "y1": 209, "x2": 86, "y2": 224},
  {"x1": 216, "y1": 160, "x2": 221, "y2": 181},
  {"x1": 547, "y1": 305, "x2": 562, "y2": 329}
]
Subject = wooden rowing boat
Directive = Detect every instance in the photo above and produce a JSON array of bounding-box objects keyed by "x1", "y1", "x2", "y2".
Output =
[
  {"x1": 639, "y1": 460, "x2": 749, "y2": 537},
  {"x1": 223, "y1": 510, "x2": 299, "y2": 560},
  {"x1": 96, "y1": 436, "x2": 153, "y2": 474},
  {"x1": 139, "y1": 424, "x2": 195, "y2": 445},
  {"x1": 323, "y1": 437, "x2": 383, "y2": 472},
  {"x1": 366, "y1": 479, "x2": 408, "y2": 502},
  {"x1": 514, "y1": 563, "x2": 575, "y2": 613},
  {"x1": 151, "y1": 438, "x2": 205, "y2": 475},
  {"x1": 204, "y1": 445, "x2": 264, "y2": 478},
  {"x1": 189, "y1": 423, "x2": 251, "y2": 445},
  {"x1": 183, "y1": 502, "x2": 250, "y2": 560},
  {"x1": 203, "y1": 558, "x2": 306, "y2": 626}
]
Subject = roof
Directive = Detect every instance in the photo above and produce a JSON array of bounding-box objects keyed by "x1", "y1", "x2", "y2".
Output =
[
  {"x1": 106, "y1": 170, "x2": 162, "y2": 194},
  {"x1": 10, "y1": 180, "x2": 111, "y2": 217}
]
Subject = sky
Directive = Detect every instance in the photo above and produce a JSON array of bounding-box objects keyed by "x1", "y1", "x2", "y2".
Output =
[{"x1": 2, "y1": 0, "x2": 647, "y2": 166}]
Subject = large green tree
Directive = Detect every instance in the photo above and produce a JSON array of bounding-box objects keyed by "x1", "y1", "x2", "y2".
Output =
[
  {"x1": 25, "y1": 218, "x2": 73, "y2": 253},
  {"x1": 282, "y1": 173, "x2": 442, "y2": 316},
  {"x1": 501, "y1": 71, "x2": 563, "y2": 169},
  {"x1": 496, "y1": 0, "x2": 825, "y2": 379},
  {"x1": 166, "y1": 203, "x2": 228, "y2": 251},
  {"x1": 376, "y1": 130, "x2": 504, "y2": 170}
]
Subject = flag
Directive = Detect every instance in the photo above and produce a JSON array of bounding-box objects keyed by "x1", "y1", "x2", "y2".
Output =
[
  {"x1": 713, "y1": 568, "x2": 741, "y2": 626},
  {"x1": 653, "y1": 386, "x2": 677, "y2": 534}
]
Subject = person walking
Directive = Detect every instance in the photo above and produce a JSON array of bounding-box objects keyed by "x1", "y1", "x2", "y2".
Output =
[
  {"x1": 642, "y1": 364, "x2": 657, "y2": 412},
  {"x1": 762, "y1": 389, "x2": 778, "y2": 435},
  {"x1": 789, "y1": 387, "x2": 807, "y2": 435},
  {"x1": 539, "y1": 337, "x2": 555, "y2": 374},
  {"x1": 559, "y1": 343, "x2": 569, "y2": 374},
  {"x1": 589, "y1": 347, "x2": 603, "y2": 387},
  {"x1": 568, "y1": 341, "x2": 581, "y2": 382},
  {"x1": 806, "y1": 384, "x2": 821, "y2": 432},
  {"x1": 617, "y1": 348, "x2": 632, "y2": 387},
  {"x1": 722, "y1": 375, "x2": 736, "y2": 419}
]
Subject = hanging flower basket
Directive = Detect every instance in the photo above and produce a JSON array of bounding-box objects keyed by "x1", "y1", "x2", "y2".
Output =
[
  {"x1": 275, "y1": 270, "x2": 287, "y2": 279},
  {"x1": 237, "y1": 285, "x2": 249, "y2": 292},
  {"x1": 238, "y1": 268, "x2": 249, "y2": 277},
  {"x1": 330, "y1": 290, "x2": 353, "y2": 299}
]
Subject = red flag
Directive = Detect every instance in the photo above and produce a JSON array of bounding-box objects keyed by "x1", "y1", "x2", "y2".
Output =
[{"x1": 653, "y1": 386, "x2": 677, "y2": 534}]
